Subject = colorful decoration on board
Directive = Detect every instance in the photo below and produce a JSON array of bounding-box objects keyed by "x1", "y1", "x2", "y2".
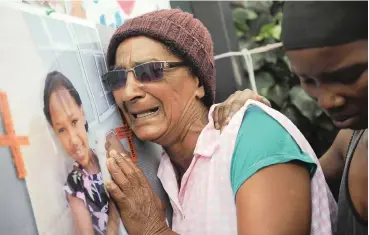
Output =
[
  {"x1": 117, "y1": 0, "x2": 135, "y2": 15},
  {"x1": 23, "y1": 0, "x2": 169, "y2": 29},
  {"x1": 115, "y1": 108, "x2": 137, "y2": 164},
  {"x1": 0, "y1": 92, "x2": 30, "y2": 179}
]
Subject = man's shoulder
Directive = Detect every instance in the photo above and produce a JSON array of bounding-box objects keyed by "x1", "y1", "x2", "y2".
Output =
[{"x1": 329, "y1": 129, "x2": 355, "y2": 161}]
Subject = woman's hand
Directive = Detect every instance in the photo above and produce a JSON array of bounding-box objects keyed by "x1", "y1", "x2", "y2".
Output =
[
  {"x1": 213, "y1": 89, "x2": 271, "y2": 130},
  {"x1": 106, "y1": 150, "x2": 170, "y2": 235},
  {"x1": 105, "y1": 131, "x2": 129, "y2": 155}
]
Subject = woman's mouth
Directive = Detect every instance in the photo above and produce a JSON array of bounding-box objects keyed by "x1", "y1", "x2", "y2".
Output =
[{"x1": 132, "y1": 107, "x2": 160, "y2": 119}]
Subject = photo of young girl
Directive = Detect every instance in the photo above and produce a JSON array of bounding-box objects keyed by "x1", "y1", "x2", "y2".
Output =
[{"x1": 42, "y1": 71, "x2": 120, "y2": 235}]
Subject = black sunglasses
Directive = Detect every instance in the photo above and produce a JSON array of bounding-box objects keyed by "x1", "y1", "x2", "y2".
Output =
[{"x1": 102, "y1": 61, "x2": 186, "y2": 91}]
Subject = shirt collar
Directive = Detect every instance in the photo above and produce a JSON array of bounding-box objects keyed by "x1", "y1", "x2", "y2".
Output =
[
  {"x1": 193, "y1": 104, "x2": 220, "y2": 158},
  {"x1": 192, "y1": 122, "x2": 220, "y2": 158}
]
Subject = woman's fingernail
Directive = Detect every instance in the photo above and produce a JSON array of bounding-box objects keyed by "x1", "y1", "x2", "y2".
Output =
[
  {"x1": 105, "y1": 181, "x2": 111, "y2": 190},
  {"x1": 120, "y1": 152, "x2": 130, "y2": 159},
  {"x1": 215, "y1": 123, "x2": 219, "y2": 129},
  {"x1": 107, "y1": 157, "x2": 114, "y2": 165},
  {"x1": 109, "y1": 149, "x2": 117, "y2": 157}
]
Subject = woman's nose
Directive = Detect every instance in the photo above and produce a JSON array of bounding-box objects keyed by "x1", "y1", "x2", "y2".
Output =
[{"x1": 120, "y1": 71, "x2": 146, "y2": 103}]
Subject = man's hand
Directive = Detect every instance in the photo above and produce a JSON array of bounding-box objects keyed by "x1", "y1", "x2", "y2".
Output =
[
  {"x1": 213, "y1": 89, "x2": 271, "y2": 130},
  {"x1": 106, "y1": 150, "x2": 170, "y2": 235}
]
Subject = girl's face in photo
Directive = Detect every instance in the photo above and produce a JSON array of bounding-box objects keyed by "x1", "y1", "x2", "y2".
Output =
[{"x1": 49, "y1": 87, "x2": 90, "y2": 167}]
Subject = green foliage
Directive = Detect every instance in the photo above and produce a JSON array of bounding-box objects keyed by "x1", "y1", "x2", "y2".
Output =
[{"x1": 231, "y1": 1, "x2": 338, "y2": 157}]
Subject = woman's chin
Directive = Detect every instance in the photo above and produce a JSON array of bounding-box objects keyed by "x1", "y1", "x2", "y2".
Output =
[{"x1": 134, "y1": 127, "x2": 165, "y2": 142}]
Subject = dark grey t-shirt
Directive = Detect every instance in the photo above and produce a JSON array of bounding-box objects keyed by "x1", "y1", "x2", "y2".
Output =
[{"x1": 335, "y1": 130, "x2": 367, "y2": 235}]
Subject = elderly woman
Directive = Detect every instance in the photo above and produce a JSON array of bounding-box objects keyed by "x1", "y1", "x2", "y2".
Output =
[{"x1": 102, "y1": 9, "x2": 337, "y2": 235}]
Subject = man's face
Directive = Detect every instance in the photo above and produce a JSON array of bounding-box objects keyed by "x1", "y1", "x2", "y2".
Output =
[{"x1": 287, "y1": 40, "x2": 368, "y2": 130}]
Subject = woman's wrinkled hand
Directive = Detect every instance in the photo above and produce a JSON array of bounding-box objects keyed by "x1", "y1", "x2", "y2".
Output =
[
  {"x1": 105, "y1": 131, "x2": 129, "y2": 155},
  {"x1": 105, "y1": 150, "x2": 169, "y2": 235},
  {"x1": 213, "y1": 89, "x2": 271, "y2": 130}
]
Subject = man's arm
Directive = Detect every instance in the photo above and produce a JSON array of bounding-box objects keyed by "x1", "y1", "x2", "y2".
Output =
[
  {"x1": 236, "y1": 162, "x2": 311, "y2": 235},
  {"x1": 319, "y1": 129, "x2": 353, "y2": 198}
]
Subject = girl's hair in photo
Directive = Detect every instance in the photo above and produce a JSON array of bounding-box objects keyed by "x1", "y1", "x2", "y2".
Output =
[{"x1": 43, "y1": 71, "x2": 89, "y2": 131}]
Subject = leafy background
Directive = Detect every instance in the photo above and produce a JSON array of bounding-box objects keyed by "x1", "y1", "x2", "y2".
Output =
[{"x1": 231, "y1": 0, "x2": 338, "y2": 157}]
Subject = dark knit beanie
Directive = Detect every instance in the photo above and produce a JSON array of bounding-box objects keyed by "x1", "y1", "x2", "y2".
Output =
[
  {"x1": 282, "y1": 2, "x2": 368, "y2": 50},
  {"x1": 106, "y1": 9, "x2": 215, "y2": 107}
]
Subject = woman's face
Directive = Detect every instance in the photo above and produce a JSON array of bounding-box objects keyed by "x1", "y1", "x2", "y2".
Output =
[
  {"x1": 49, "y1": 87, "x2": 90, "y2": 166},
  {"x1": 112, "y1": 36, "x2": 205, "y2": 143}
]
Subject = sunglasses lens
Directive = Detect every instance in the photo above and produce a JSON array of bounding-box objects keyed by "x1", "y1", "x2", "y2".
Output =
[
  {"x1": 102, "y1": 62, "x2": 166, "y2": 91},
  {"x1": 103, "y1": 70, "x2": 127, "y2": 91},
  {"x1": 135, "y1": 62, "x2": 164, "y2": 83}
]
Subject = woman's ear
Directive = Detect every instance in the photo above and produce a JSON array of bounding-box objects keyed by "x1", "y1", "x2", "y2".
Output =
[
  {"x1": 192, "y1": 75, "x2": 205, "y2": 99},
  {"x1": 195, "y1": 85, "x2": 205, "y2": 99}
]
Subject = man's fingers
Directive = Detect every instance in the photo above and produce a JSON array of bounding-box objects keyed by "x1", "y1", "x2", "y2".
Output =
[
  {"x1": 217, "y1": 105, "x2": 226, "y2": 128},
  {"x1": 259, "y1": 96, "x2": 272, "y2": 107},
  {"x1": 233, "y1": 89, "x2": 260, "y2": 111},
  {"x1": 107, "y1": 157, "x2": 132, "y2": 193},
  {"x1": 218, "y1": 103, "x2": 231, "y2": 129},
  {"x1": 235, "y1": 89, "x2": 271, "y2": 108},
  {"x1": 213, "y1": 104, "x2": 220, "y2": 129},
  {"x1": 237, "y1": 89, "x2": 258, "y2": 101},
  {"x1": 228, "y1": 100, "x2": 245, "y2": 119},
  {"x1": 215, "y1": 89, "x2": 271, "y2": 130},
  {"x1": 220, "y1": 91, "x2": 242, "y2": 128}
]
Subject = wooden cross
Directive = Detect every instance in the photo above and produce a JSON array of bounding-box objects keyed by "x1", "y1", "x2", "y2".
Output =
[
  {"x1": 0, "y1": 91, "x2": 29, "y2": 179},
  {"x1": 115, "y1": 124, "x2": 137, "y2": 164},
  {"x1": 116, "y1": 108, "x2": 138, "y2": 164}
]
